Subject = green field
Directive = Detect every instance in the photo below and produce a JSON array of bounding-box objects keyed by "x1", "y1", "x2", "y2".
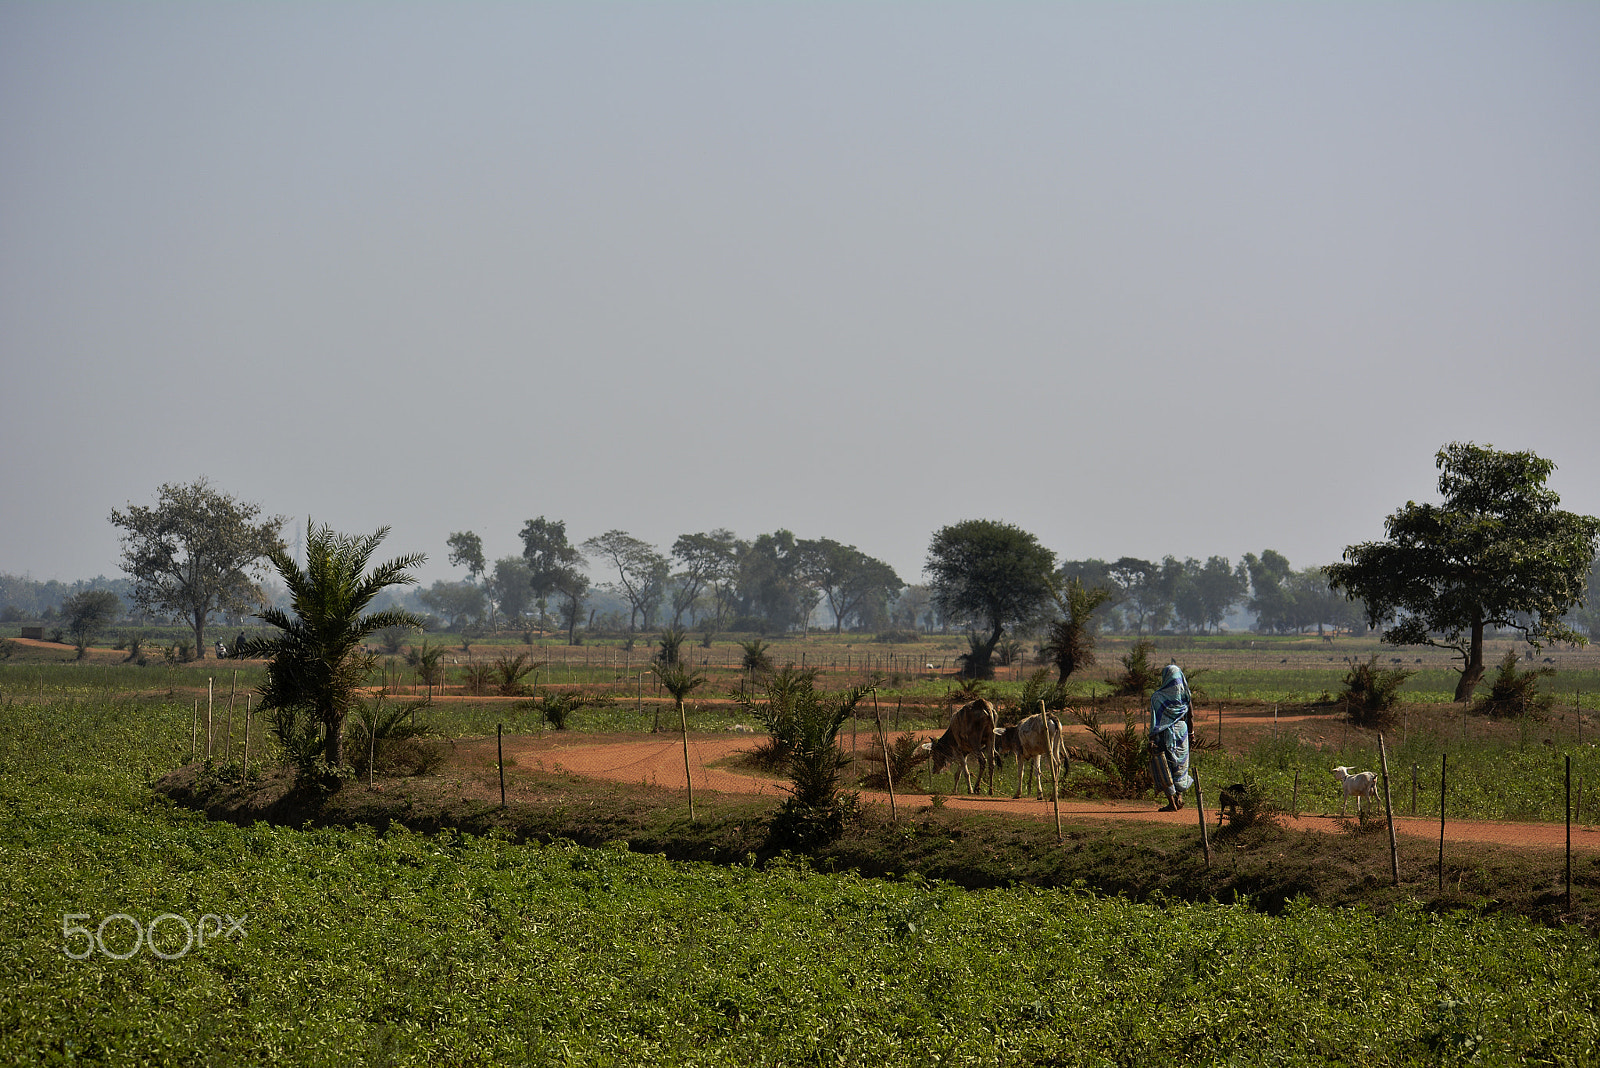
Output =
[{"x1": 4, "y1": 647, "x2": 1600, "y2": 1065}]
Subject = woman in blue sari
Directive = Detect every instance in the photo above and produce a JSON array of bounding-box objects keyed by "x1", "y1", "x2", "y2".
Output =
[{"x1": 1149, "y1": 663, "x2": 1194, "y2": 811}]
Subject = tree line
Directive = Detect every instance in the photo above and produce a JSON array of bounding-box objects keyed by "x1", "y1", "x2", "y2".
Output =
[{"x1": 6, "y1": 441, "x2": 1595, "y2": 707}]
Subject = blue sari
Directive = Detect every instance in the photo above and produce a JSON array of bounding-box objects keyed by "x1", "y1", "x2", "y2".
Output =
[{"x1": 1149, "y1": 664, "x2": 1193, "y2": 799}]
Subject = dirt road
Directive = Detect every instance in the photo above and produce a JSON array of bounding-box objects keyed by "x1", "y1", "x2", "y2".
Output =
[{"x1": 489, "y1": 729, "x2": 1600, "y2": 854}]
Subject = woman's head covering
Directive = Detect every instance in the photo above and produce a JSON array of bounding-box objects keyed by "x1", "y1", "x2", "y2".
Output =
[
  {"x1": 1151, "y1": 663, "x2": 1190, "y2": 732},
  {"x1": 1158, "y1": 664, "x2": 1187, "y2": 698}
]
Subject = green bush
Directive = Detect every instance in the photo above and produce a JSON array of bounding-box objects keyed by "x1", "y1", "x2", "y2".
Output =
[
  {"x1": 1472, "y1": 650, "x2": 1555, "y2": 719},
  {"x1": 1111, "y1": 639, "x2": 1163, "y2": 697},
  {"x1": 1341, "y1": 655, "x2": 1413, "y2": 728}
]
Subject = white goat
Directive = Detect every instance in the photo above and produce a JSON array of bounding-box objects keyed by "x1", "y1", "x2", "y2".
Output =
[{"x1": 1331, "y1": 765, "x2": 1379, "y2": 816}]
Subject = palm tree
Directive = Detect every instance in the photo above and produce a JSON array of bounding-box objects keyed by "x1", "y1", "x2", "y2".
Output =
[
  {"x1": 654, "y1": 662, "x2": 708, "y2": 820},
  {"x1": 246, "y1": 522, "x2": 425, "y2": 771}
]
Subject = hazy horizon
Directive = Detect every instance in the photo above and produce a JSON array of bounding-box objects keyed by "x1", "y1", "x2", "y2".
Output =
[{"x1": 4, "y1": 3, "x2": 1597, "y2": 589}]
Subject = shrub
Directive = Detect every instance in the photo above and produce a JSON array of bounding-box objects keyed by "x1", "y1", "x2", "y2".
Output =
[
  {"x1": 376, "y1": 626, "x2": 409, "y2": 655},
  {"x1": 859, "y1": 731, "x2": 930, "y2": 791},
  {"x1": 1066, "y1": 702, "x2": 1150, "y2": 798},
  {"x1": 766, "y1": 679, "x2": 870, "y2": 851},
  {"x1": 347, "y1": 698, "x2": 442, "y2": 778},
  {"x1": 1472, "y1": 650, "x2": 1555, "y2": 719},
  {"x1": 492, "y1": 653, "x2": 538, "y2": 696},
  {"x1": 405, "y1": 641, "x2": 445, "y2": 691},
  {"x1": 874, "y1": 629, "x2": 920, "y2": 644},
  {"x1": 738, "y1": 665, "x2": 817, "y2": 771},
  {"x1": 1008, "y1": 669, "x2": 1070, "y2": 723},
  {"x1": 1214, "y1": 772, "x2": 1280, "y2": 834},
  {"x1": 739, "y1": 638, "x2": 773, "y2": 675},
  {"x1": 459, "y1": 661, "x2": 496, "y2": 696},
  {"x1": 656, "y1": 627, "x2": 686, "y2": 667},
  {"x1": 1111, "y1": 640, "x2": 1163, "y2": 698},
  {"x1": 1340, "y1": 655, "x2": 1412, "y2": 728},
  {"x1": 525, "y1": 689, "x2": 606, "y2": 731}
]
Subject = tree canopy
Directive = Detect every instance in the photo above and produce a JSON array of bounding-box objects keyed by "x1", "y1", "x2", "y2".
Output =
[
  {"x1": 62, "y1": 589, "x2": 121, "y2": 652},
  {"x1": 109, "y1": 478, "x2": 285, "y2": 658},
  {"x1": 925, "y1": 519, "x2": 1055, "y2": 679},
  {"x1": 446, "y1": 531, "x2": 486, "y2": 583},
  {"x1": 520, "y1": 517, "x2": 586, "y2": 631},
  {"x1": 582, "y1": 530, "x2": 669, "y2": 631},
  {"x1": 1326, "y1": 442, "x2": 1600, "y2": 701},
  {"x1": 795, "y1": 537, "x2": 902, "y2": 634}
]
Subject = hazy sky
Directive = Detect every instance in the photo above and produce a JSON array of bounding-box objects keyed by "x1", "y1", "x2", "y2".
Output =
[{"x1": 3, "y1": 3, "x2": 1597, "y2": 592}]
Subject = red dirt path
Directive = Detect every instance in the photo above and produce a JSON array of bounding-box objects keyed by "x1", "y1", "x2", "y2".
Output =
[{"x1": 487, "y1": 725, "x2": 1600, "y2": 854}]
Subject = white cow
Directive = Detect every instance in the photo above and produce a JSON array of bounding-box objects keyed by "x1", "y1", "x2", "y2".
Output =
[{"x1": 994, "y1": 712, "x2": 1067, "y2": 800}]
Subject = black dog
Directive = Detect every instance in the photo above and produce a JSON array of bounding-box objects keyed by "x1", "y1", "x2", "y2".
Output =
[{"x1": 1217, "y1": 782, "x2": 1248, "y2": 825}]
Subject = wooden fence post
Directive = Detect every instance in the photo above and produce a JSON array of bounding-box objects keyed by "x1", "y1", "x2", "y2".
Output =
[
  {"x1": 1379, "y1": 734, "x2": 1400, "y2": 886},
  {"x1": 1192, "y1": 767, "x2": 1211, "y2": 867},
  {"x1": 498, "y1": 723, "x2": 506, "y2": 808},
  {"x1": 1438, "y1": 752, "x2": 1448, "y2": 894}
]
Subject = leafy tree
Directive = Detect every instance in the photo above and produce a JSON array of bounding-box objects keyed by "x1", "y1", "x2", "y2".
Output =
[
  {"x1": 417, "y1": 580, "x2": 487, "y2": 629},
  {"x1": 487, "y1": 556, "x2": 535, "y2": 624},
  {"x1": 519, "y1": 517, "x2": 586, "y2": 628},
  {"x1": 446, "y1": 531, "x2": 486, "y2": 583},
  {"x1": 889, "y1": 584, "x2": 935, "y2": 632},
  {"x1": 1173, "y1": 555, "x2": 1246, "y2": 633},
  {"x1": 1108, "y1": 557, "x2": 1177, "y2": 635},
  {"x1": 1327, "y1": 442, "x2": 1600, "y2": 701},
  {"x1": 552, "y1": 566, "x2": 589, "y2": 646},
  {"x1": 925, "y1": 520, "x2": 1055, "y2": 679},
  {"x1": 731, "y1": 530, "x2": 812, "y2": 631},
  {"x1": 669, "y1": 529, "x2": 738, "y2": 628},
  {"x1": 110, "y1": 478, "x2": 285, "y2": 659},
  {"x1": 1243, "y1": 550, "x2": 1296, "y2": 633},
  {"x1": 795, "y1": 537, "x2": 903, "y2": 634},
  {"x1": 1041, "y1": 578, "x2": 1113, "y2": 682},
  {"x1": 62, "y1": 589, "x2": 121, "y2": 655},
  {"x1": 244, "y1": 522, "x2": 425, "y2": 771},
  {"x1": 581, "y1": 530, "x2": 669, "y2": 631}
]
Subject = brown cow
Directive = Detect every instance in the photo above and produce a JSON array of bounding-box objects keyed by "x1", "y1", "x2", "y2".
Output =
[
  {"x1": 928, "y1": 699, "x2": 998, "y2": 795},
  {"x1": 994, "y1": 711, "x2": 1067, "y2": 800}
]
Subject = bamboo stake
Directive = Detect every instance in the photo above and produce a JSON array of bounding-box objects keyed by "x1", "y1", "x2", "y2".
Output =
[
  {"x1": 242, "y1": 695, "x2": 251, "y2": 777},
  {"x1": 225, "y1": 670, "x2": 237, "y2": 763},
  {"x1": 206, "y1": 678, "x2": 214, "y2": 759},
  {"x1": 1043, "y1": 703, "x2": 1062, "y2": 841},
  {"x1": 679, "y1": 697, "x2": 695, "y2": 822},
  {"x1": 1379, "y1": 734, "x2": 1400, "y2": 886},
  {"x1": 1193, "y1": 767, "x2": 1211, "y2": 867},
  {"x1": 498, "y1": 723, "x2": 506, "y2": 807},
  {"x1": 1438, "y1": 753, "x2": 1448, "y2": 893},
  {"x1": 1566, "y1": 755, "x2": 1573, "y2": 913},
  {"x1": 875, "y1": 689, "x2": 896, "y2": 822},
  {"x1": 190, "y1": 700, "x2": 198, "y2": 762}
]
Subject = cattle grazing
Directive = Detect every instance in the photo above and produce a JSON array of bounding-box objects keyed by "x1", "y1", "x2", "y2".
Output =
[
  {"x1": 994, "y1": 712, "x2": 1067, "y2": 800},
  {"x1": 928, "y1": 699, "x2": 999, "y2": 795},
  {"x1": 1331, "y1": 765, "x2": 1379, "y2": 816},
  {"x1": 1216, "y1": 782, "x2": 1247, "y2": 824}
]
